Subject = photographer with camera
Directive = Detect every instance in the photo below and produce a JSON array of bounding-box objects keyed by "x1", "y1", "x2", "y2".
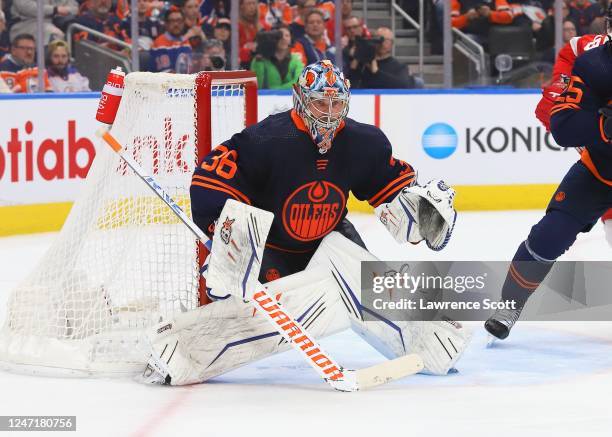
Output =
[
  {"x1": 342, "y1": 15, "x2": 370, "y2": 69},
  {"x1": 191, "y1": 38, "x2": 226, "y2": 72},
  {"x1": 251, "y1": 25, "x2": 304, "y2": 89},
  {"x1": 347, "y1": 27, "x2": 422, "y2": 89}
]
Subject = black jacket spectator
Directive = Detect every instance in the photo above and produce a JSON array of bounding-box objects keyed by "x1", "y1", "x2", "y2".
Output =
[
  {"x1": 568, "y1": 0, "x2": 604, "y2": 35},
  {"x1": 347, "y1": 27, "x2": 420, "y2": 89},
  {"x1": 0, "y1": 10, "x2": 9, "y2": 59},
  {"x1": 351, "y1": 56, "x2": 418, "y2": 89},
  {"x1": 73, "y1": 0, "x2": 126, "y2": 45}
]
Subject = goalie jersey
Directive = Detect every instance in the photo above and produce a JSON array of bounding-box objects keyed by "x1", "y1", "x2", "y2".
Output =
[
  {"x1": 550, "y1": 42, "x2": 612, "y2": 185},
  {"x1": 190, "y1": 109, "x2": 416, "y2": 253}
]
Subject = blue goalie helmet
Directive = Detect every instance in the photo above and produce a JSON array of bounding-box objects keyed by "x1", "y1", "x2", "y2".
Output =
[{"x1": 292, "y1": 60, "x2": 351, "y2": 154}]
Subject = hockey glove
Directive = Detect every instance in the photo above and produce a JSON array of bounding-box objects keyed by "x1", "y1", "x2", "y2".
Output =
[{"x1": 375, "y1": 179, "x2": 457, "y2": 251}]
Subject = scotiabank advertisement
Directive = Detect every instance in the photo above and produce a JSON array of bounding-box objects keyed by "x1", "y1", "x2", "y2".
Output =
[
  {"x1": 0, "y1": 91, "x2": 576, "y2": 208},
  {"x1": 0, "y1": 97, "x2": 99, "y2": 206}
]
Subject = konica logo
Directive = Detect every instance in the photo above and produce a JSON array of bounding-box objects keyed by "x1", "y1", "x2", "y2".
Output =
[{"x1": 422, "y1": 123, "x2": 458, "y2": 159}]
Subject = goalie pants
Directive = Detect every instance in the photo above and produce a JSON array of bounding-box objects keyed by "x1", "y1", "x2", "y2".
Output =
[
  {"x1": 259, "y1": 218, "x2": 367, "y2": 283},
  {"x1": 502, "y1": 161, "x2": 612, "y2": 305}
]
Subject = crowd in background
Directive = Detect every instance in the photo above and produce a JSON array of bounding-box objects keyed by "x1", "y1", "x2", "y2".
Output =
[{"x1": 0, "y1": 0, "x2": 610, "y2": 93}]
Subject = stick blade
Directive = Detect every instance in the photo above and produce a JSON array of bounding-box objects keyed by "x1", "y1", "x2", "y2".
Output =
[{"x1": 355, "y1": 353, "x2": 424, "y2": 390}]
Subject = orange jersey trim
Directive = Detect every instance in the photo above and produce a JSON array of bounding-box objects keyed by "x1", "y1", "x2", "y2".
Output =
[
  {"x1": 368, "y1": 172, "x2": 416, "y2": 208},
  {"x1": 291, "y1": 109, "x2": 308, "y2": 133},
  {"x1": 191, "y1": 181, "x2": 244, "y2": 203},
  {"x1": 509, "y1": 263, "x2": 539, "y2": 291},
  {"x1": 580, "y1": 149, "x2": 612, "y2": 187},
  {"x1": 599, "y1": 114, "x2": 611, "y2": 143},
  {"x1": 289, "y1": 109, "x2": 346, "y2": 137},
  {"x1": 192, "y1": 174, "x2": 251, "y2": 205},
  {"x1": 550, "y1": 103, "x2": 580, "y2": 116}
]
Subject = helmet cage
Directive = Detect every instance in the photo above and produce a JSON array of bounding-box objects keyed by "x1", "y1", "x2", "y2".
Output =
[{"x1": 292, "y1": 60, "x2": 351, "y2": 153}]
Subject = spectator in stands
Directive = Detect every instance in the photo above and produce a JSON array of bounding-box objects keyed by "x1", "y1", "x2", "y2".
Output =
[
  {"x1": 120, "y1": 0, "x2": 163, "y2": 51},
  {"x1": 451, "y1": 0, "x2": 514, "y2": 47},
  {"x1": 0, "y1": 10, "x2": 9, "y2": 60},
  {"x1": 568, "y1": 0, "x2": 604, "y2": 35},
  {"x1": 182, "y1": 0, "x2": 208, "y2": 50},
  {"x1": 259, "y1": 0, "x2": 293, "y2": 28},
  {"x1": 150, "y1": 7, "x2": 192, "y2": 73},
  {"x1": 316, "y1": 0, "x2": 335, "y2": 23},
  {"x1": 115, "y1": 0, "x2": 164, "y2": 21},
  {"x1": 323, "y1": 0, "x2": 364, "y2": 47},
  {"x1": 74, "y1": 0, "x2": 126, "y2": 45},
  {"x1": 201, "y1": 0, "x2": 230, "y2": 25},
  {"x1": 289, "y1": 0, "x2": 317, "y2": 41},
  {"x1": 0, "y1": 34, "x2": 52, "y2": 92},
  {"x1": 0, "y1": 75, "x2": 10, "y2": 93},
  {"x1": 214, "y1": 17, "x2": 231, "y2": 56},
  {"x1": 347, "y1": 27, "x2": 422, "y2": 89},
  {"x1": 46, "y1": 39, "x2": 90, "y2": 92},
  {"x1": 191, "y1": 38, "x2": 226, "y2": 72},
  {"x1": 251, "y1": 25, "x2": 304, "y2": 89},
  {"x1": 292, "y1": 8, "x2": 335, "y2": 65},
  {"x1": 562, "y1": 17, "x2": 578, "y2": 40},
  {"x1": 239, "y1": 0, "x2": 270, "y2": 68},
  {"x1": 10, "y1": 0, "x2": 78, "y2": 43},
  {"x1": 341, "y1": 15, "x2": 370, "y2": 69}
]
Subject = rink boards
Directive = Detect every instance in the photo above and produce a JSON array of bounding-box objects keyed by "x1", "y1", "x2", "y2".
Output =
[{"x1": 0, "y1": 90, "x2": 577, "y2": 235}]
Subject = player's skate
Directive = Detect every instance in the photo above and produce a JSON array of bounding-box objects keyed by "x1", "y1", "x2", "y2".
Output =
[{"x1": 484, "y1": 303, "x2": 525, "y2": 343}]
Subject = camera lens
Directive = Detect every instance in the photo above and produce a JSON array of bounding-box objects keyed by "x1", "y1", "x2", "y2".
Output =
[{"x1": 210, "y1": 55, "x2": 225, "y2": 70}]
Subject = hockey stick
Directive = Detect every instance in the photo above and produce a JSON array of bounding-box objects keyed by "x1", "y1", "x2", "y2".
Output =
[{"x1": 97, "y1": 128, "x2": 424, "y2": 391}]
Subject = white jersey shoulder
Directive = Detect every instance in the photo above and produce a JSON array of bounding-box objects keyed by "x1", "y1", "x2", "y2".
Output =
[{"x1": 570, "y1": 34, "x2": 608, "y2": 56}]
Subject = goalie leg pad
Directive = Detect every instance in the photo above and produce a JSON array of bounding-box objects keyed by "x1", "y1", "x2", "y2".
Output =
[
  {"x1": 207, "y1": 199, "x2": 274, "y2": 300},
  {"x1": 309, "y1": 232, "x2": 471, "y2": 375},
  {"x1": 142, "y1": 266, "x2": 350, "y2": 386}
]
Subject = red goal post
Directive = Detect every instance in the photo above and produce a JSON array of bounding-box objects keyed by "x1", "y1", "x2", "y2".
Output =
[{"x1": 195, "y1": 71, "x2": 259, "y2": 305}]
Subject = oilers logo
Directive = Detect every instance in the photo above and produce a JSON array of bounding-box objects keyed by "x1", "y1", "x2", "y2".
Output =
[
  {"x1": 282, "y1": 181, "x2": 346, "y2": 242},
  {"x1": 220, "y1": 216, "x2": 235, "y2": 244}
]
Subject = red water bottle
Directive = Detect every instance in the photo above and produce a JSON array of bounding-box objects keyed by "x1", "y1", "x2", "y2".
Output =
[{"x1": 96, "y1": 66, "x2": 126, "y2": 125}]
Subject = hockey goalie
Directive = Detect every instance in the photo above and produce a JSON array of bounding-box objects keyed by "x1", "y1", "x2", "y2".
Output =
[{"x1": 142, "y1": 60, "x2": 471, "y2": 387}]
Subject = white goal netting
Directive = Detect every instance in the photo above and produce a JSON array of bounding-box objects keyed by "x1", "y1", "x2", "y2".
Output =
[{"x1": 0, "y1": 72, "x2": 252, "y2": 376}]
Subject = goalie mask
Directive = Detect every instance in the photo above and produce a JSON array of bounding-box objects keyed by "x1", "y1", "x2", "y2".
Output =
[{"x1": 293, "y1": 60, "x2": 351, "y2": 154}]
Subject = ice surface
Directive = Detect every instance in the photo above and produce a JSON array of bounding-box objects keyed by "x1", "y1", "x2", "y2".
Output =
[{"x1": 0, "y1": 211, "x2": 610, "y2": 437}]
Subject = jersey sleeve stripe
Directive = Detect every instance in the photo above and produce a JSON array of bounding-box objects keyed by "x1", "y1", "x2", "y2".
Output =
[
  {"x1": 191, "y1": 181, "x2": 244, "y2": 203},
  {"x1": 550, "y1": 103, "x2": 580, "y2": 116},
  {"x1": 192, "y1": 175, "x2": 251, "y2": 205},
  {"x1": 368, "y1": 172, "x2": 416, "y2": 208}
]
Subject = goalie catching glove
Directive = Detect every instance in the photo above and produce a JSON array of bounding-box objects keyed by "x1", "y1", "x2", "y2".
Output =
[{"x1": 375, "y1": 179, "x2": 457, "y2": 251}]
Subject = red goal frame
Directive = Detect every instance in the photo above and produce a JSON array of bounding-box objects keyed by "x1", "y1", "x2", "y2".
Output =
[{"x1": 194, "y1": 70, "x2": 258, "y2": 305}]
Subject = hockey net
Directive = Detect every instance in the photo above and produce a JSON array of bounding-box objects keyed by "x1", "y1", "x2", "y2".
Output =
[{"x1": 0, "y1": 71, "x2": 257, "y2": 376}]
